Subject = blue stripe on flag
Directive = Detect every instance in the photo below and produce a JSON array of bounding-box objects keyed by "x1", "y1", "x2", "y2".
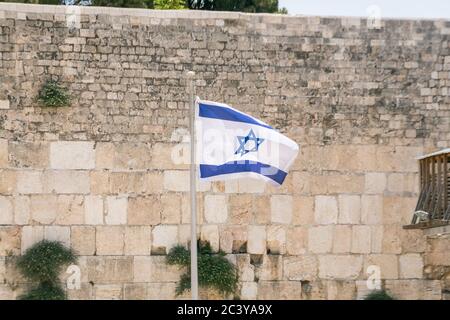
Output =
[
  {"x1": 200, "y1": 161, "x2": 287, "y2": 185},
  {"x1": 199, "y1": 102, "x2": 273, "y2": 129}
]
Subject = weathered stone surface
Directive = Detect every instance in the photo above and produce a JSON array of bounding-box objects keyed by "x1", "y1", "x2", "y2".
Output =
[
  {"x1": 387, "y1": 173, "x2": 419, "y2": 194},
  {"x1": 318, "y1": 255, "x2": 363, "y2": 280},
  {"x1": 351, "y1": 225, "x2": 372, "y2": 254},
  {"x1": 292, "y1": 196, "x2": 314, "y2": 225},
  {"x1": 255, "y1": 255, "x2": 283, "y2": 281},
  {"x1": 128, "y1": 196, "x2": 161, "y2": 225},
  {"x1": 308, "y1": 225, "x2": 333, "y2": 254},
  {"x1": 8, "y1": 142, "x2": 49, "y2": 168},
  {"x1": 16, "y1": 171, "x2": 43, "y2": 194},
  {"x1": 332, "y1": 225, "x2": 352, "y2": 253},
  {"x1": 86, "y1": 256, "x2": 133, "y2": 283},
  {"x1": 161, "y1": 194, "x2": 181, "y2": 224},
  {"x1": 94, "y1": 284, "x2": 123, "y2": 300},
  {"x1": 85, "y1": 195, "x2": 104, "y2": 225},
  {"x1": 382, "y1": 196, "x2": 417, "y2": 225},
  {"x1": 30, "y1": 195, "x2": 58, "y2": 224},
  {"x1": 152, "y1": 225, "x2": 178, "y2": 255},
  {"x1": 283, "y1": 255, "x2": 317, "y2": 281},
  {"x1": 124, "y1": 283, "x2": 147, "y2": 300},
  {"x1": 71, "y1": 226, "x2": 96, "y2": 255},
  {"x1": 364, "y1": 172, "x2": 386, "y2": 194},
  {"x1": 219, "y1": 225, "x2": 247, "y2": 253},
  {"x1": 247, "y1": 226, "x2": 266, "y2": 254},
  {"x1": 266, "y1": 226, "x2": 286, "y2": 254},
  {"x1": 125, "y1": 226, "x2": 152, "y2": 255},
  {"x1": 0, "y1": 170, "x2": 16, "y2": 194},
  {"x1": 240, "y1": 282, "x2": 258, "y2": 300},
  {"x1": 0, "y1": 140, "x2": 7, "y2": 168},
  {"x1": 229, "y1": 194, "x2": 251, "y2": 224},
  {"x1": 44, "y1": 226, "x2": 70, "y2": 247},
  {"x1": 314, "y1": 196, "x2": 338, "y2": 225},
  {"x1": 50, "y1": 141, "x2": 95, "y2": 170},
  {"x1": 399, "y1": 254, "x2": 424, "y2": 279},
  {"x1": 364, "y1": 254, "x2": 398, "y2": 279},
  {"x1": 271, "y1": 195, "x2": 292, "y2": 224},
  {"x1": 257, "y1": 281, "x2": 302, "y2": 300},
  {"x1": 201, "y1": 225, "x2": 220, "y2": 252},
  {"x1": 0, "y1": 196, "x2": 13, "y2": 224},
  {"x1": 45, "y1": 171, "x2": 90, "y2": 194},
  {"x1": 96, "y1": 226, "x2": 124, "y2": 255},
  {"x1": 204, "y1": 195, "x2": 228, "y2": 223},
  {"x1": 105, "y1": 196, "x2": 127, "y2": 225},
  {"x1": 361, "y1": 195, "x2": 383, "y2": 225},
  {"x1": 338, "y1": 195, "x2": 360, "y2": 224},
  {"x1": 21, "y1": 226, "x2": 44, "y2": 254},
  {"x1": 56, "y1": 195, "x2": 84, "y2": 225},
  {"x1": 0, "y1": 227, "x2": 20, "y2": 256},
  {"x1": 286, "y1": 226, "x2": 307, "y2": 255},
  {"x1": 13, "y1": 196, "x2": 30, "y2": 225}
]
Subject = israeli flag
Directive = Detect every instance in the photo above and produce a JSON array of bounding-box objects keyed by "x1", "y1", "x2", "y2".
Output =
[{"x1": 196, "y1": 98, "x2": 299, "y2": 186}]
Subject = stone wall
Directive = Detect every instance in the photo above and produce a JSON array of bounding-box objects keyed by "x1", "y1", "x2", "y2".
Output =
[{"x1": 0, "y1": 3, "x2": 449, "y2": 300}]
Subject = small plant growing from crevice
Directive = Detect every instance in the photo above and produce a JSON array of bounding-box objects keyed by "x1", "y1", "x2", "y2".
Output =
[
  {"x1": 364, "y1": 289, "x2": 395, "y2": 300},
  {"x1": 38, "y1": 79, "x2": 71, "y2": 108},
  {"x1": 16, "y1": 240, "x2": 77, "y2": 300},
  {"x1": 167, "y1": 240, "x2": 239, "y2": 298}
]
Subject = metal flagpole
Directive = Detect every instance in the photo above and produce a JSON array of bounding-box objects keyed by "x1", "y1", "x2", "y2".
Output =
[{"x1": 187, "y1": 71, "x2": 199, "y2": 300}]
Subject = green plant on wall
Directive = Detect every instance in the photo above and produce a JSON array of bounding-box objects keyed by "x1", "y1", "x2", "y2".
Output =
[
  {"x1": 16, "y1": 240, "x2": 77, "y2": 300},
  {"x1": 364, "y1": 289, "x2": 395, "y2": 300},
  {"x1": 37, "y1": 79, "x2": 71, "y2": 108},
  {"x1": 167, "y1": 240, "x2": 239, "y2": 297}
]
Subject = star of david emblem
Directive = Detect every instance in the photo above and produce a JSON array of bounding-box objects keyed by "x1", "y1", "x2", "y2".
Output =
[{"x1": 235, "y1": 129, "x2": 265, "y2": 157}]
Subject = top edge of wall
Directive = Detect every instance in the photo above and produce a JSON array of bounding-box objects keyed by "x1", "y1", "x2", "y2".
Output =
[{"x1": 0, "y1": 2, "x2": 449, "y2": 24}]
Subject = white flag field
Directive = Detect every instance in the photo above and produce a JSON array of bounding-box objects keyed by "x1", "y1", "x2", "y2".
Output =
[{"x1": 195, "y1": 99, "x2": 299, "y2": 186}]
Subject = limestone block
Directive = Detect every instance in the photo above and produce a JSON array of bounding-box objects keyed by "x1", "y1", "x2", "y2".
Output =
[
  {"x1": 0, "y1": 196, "x2": 13, "y2": 224},
  {"x1": 292, "y1": 196, "x2": 314, "y2": 225},
  {"x1": 8, "y1": 141, "x2": 49, "y2": 168},
  {"x1": 338, "y1": 195, "x2": 360, "y2": 224},
  {"x1": 229, "y1": 194, "x2": 251, "y2": 224},
  {"x1": 148, "y1": 256, "x2": 183, "y2": 282},
  {"x1": 364, "y1": 172, "x2": 386, "y2": 194},
  {"x1": 124, "y1": 226, "x2": 151, "y2": 255},
  {"x1": 124, "y1": 283, "x2": 147, "y2": 300},
  {"x1": 152, "y1": 142, "x2": 189, "y2": 170},
  {"x1": 0, "y1": 140, "x2": 7, "y2": 168},
  {"x1": 399, "y1": 254, "x2": 423, "y2": 279},
  {"x1": 95, "y1": 142, "x2": 115, "y2": 169},
  {"x1": 351, "y1": 225, "x2": 371, "y2": 254},
  {"x1": 71, "y1": 226, "x2": 95, "y2": 255},
  {"x1": 21, "y1": 226, "x2": 44, "y2": 254},
  {"x1": 371, "y1": 225, "x2": 384, "y2": 253},
  {"x1": 90, "y1": 171, "x2": 110, "y2": 195},
  {"x1": 56, "y1": 195, "x2": 84, "y2": 225},
  {"x1": 219, "y1": 225, "x2": 247, "y2": 253},
  {"x1": 145, "y1": 172, "x2": 164, "y2": 194},
  {"x1": 177, "y1": 224, "x2": 191, "y2": 247},
  {"x1": 325, "y1": 174, "x2": 365, "y2": 194},
  {"x1": 382, "y1": 196, "x2": 416, "y2": 225},
  {"x1": 326, "y1": 280, "x2": 356, "y2": 300},
  {"x1": 235, "y1": 254, "x2": 255, "y2": 281},
  {"x1": 30, "y1": 195, "x2": 58, "y2": 224},
  {"x1": 14, "y1": 196, "x2": 30, "y2": 225},
  {"x1": 152, "y1": 225, "x2": 178, "y2": 255},
  {"x1": 16, "y1": 171, "x2": 43, "y2": 194},
  {"x1": 109, "y1": 172, "x2": 149, "y2": 195},
  {"x1": 225, "y1": 179, "x2": 265, "y2": 194},
  {"x1": 308, "y1": 225, "x2": 333, "y2": 253},
  {"x1": 105, "y1": 196, "x2": 127, "y2": 225},
  {"x1": 0, "y1": 258, "x2": 5, "y2": 283},
  {"x1": 0, "y1": 170, "x2": 16, "y2": 194},
  {"x1": 110, "y1": 142, "x2": 151, "y2": 170},
  {"x1": 204, "y1": 195, "x2": 227, "y2": 223},
  {"x1": 45, "y1": 171, "x2": 90, "y2": 194},
  {"x1": 163, "y1": 170, "x2": 191, "y2": 192},
  {"x1": 133, "y1": 256, "x2": 152, "y2": 282},
  {"x1": 314, "y1": 196, "x2": 338, "y2": 224},
  {"x1": 364, "y1": 254, "x2": 398, "y2": 279},
  {"x1": 94, "y1": 284, "x2": 122, "y2": 300},
  {"x1": 0, "y1": 285, "x2": 14, "y2": 300},
  {"x1": 147, "y1": 282, "x2": 177, "y2": 300},
  {"x1": 0, "y1": 226, "x2": 20, "y2": 256},
  {"x1": 252, "y1": 195, "x2": 271, "y2": 224},
  {"x1": 161, "y1": 194, "x2": 181, "y2": 224},
  {"x1": 86, "y1": 256, "x2": 133, "y2": 283},
  {"x1": 270, "y1": 195, "x2": 292, "y2": 224},
  {"x1": 384, "y1": 280, "x2": 424, "y2": 300},
  {"x1": 241, "y1": 282, "x2": 258, "y2": 300},
  {"x1": 96, "y1": 226, "x2": 124, "y2": 255},
  {"x1": 382, "y1": 224, "x2": 402, "y2": 254},
  {"x1": 387, "y1": 173, "x2": 419, "y2": 194},
  {"x1": 199, "y1": 226, "x2": 219, "y2": 252},
  {"x1": 292, "y1": 171, "x2": 310, "y2": 195},
  {"x1": 255, "y1": 255, "x2": 282, "y2": 281},
  {"x1": 181, "y1": 193, "x2": 204, "y2": 225},
  {"x1": 283, "y1": 255, "x2": 317, "y2": 281},
  {"x1": 286, "y1": 226, "x2": 307, "y2": 255},
  {"x1": 361, "y1": 195, "x2": 383, "y2": 225},
  {"x1": 247, "y1": 226, "x2": 266, "y2": 254},
  {"x1": 318, "y1": 255, "x2": 363, "y2": 280},
  {"x1": 332, "y1": 225, "x2": 352, "y2": 253},
  {"x1": 0, "y1": 100, "x2": 9, "y2": 109},
  {"x1": 400, "y1": 229, "x2": 426, "y2": 253},
  {"x1": 257, "y1": 281, "x2": 302, "y2": 300},
  {"x1": 128, "y1": 196, "x2": 161, "y2": 225},
  {"x1": 50, "y1": 141, "x2": 95, "y2": 170},
  {"x1": 266, "y1": 226, "x2": 286, "y2": 254},
  {"x1": 85, "y1": 195, "x2": 104, "y2": 225},
  {"x1": 44, "y1": 226, "x2": 70, "y2": 247},
  {"x1": 67, "y1": 283, "x2": 93, "y2": 300}
]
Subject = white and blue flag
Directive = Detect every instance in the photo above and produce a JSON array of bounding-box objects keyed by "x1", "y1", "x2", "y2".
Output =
[{"x1": 196, "y1": 99, "x2": 299, "y2": 186}]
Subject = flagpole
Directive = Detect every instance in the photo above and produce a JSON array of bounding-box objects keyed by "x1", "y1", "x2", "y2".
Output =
[{"x1": 187, "y1": 70, "x2": 199, "y2": 300}]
